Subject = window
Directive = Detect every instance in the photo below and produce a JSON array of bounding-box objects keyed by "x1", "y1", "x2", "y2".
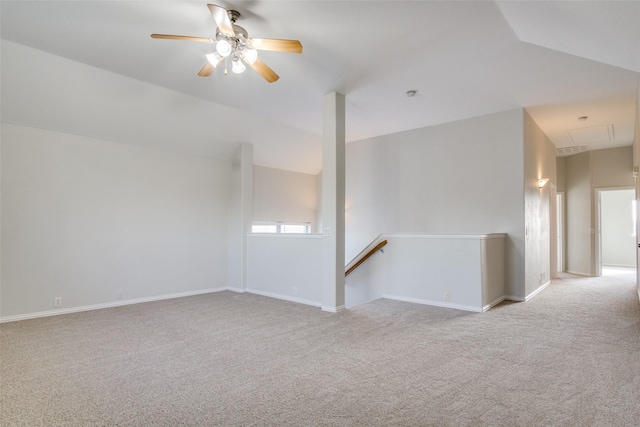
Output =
[
  {"x1": 251, "y1": 224, "x2": 279, "y2": 233},
  {"x1": 280, "y1": 224, "x2": 310, "y2": 234},
  {"x1": 251, "y1": 223, "x2": 311, "y2": 234}
]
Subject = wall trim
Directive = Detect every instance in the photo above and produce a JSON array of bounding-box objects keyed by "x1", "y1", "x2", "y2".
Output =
[
  {"x1": 384, "y1": 233, "x2": 507, "y2": 240},
  {"x1": 245, "y1": 288, "x2": 321, "y2": 308},
  {"x1": 0, "y1": 287, "x2": 226, "y2": 324},
  {"x1": 321, "y1": 304, "x2": 346, "y2": 313},
  {"x1": 501, "y1": 280, "x2": 551, "y2": 304},
  {"x1": 382, "y1": 294, "x2": 482, "y2": 313},
  {"x1": 565, "y1": 270, "x2": 594, "y2": 277},
  {"x1": 525, "y1": 280, "x2": 551, "y2": 301},
  {"x1": 483, "y1": 284, "x2": 552, "y2": 310},
  {"x1": 482, "y1": 295, "x2": 507, "y2": 312},
  {"x1": 247, "y1": 233, "x2": 322, "y2": 240}
]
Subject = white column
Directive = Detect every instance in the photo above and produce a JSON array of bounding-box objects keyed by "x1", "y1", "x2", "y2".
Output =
[
  {"x1": 227, "y1": 143, "x2": 253, "y2": 292},
  {"x1": 321, "y1": 92, "x2": 346, "y2": 312}
]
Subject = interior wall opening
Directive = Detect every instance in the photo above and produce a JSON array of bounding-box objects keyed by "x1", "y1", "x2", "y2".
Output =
[
  {"x1": 556, "y1": 192, "x2": 564, "y2": 274},
  {"x1": 596, "y1": 188, "x2": 636, "y2": 277}
]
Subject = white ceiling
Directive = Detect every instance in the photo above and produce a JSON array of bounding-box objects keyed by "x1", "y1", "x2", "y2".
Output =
[{"x1": 1, "y1": 1, "x2": 639, "y2": 174}]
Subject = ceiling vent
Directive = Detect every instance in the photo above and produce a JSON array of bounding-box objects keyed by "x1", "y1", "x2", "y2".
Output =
[
  {"x1": 566, "y1": 124, "x2": 614, "y2": 145},
  {"x1": 556, "y1": 145, "x2": 590, "y2": 157}
]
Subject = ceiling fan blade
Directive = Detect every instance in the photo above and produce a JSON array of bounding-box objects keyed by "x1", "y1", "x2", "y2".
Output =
[
  {"x1": 207, "y1": 4, "x2": 234, "y2": 36},
  {"x1": 251, "y1": 38, "x2": 303, "y2": 53},
  {"x1": 151, "y1": 34, "x2": 213, "y2": 43},
  {"x1": 198, "y1": 62, "x2": 215, "y2": 77},
  {"x1": 248, "y1": 58, "x2": 279, "y2": 83}
]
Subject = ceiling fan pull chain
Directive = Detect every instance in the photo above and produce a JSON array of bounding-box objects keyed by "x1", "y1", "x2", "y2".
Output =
[{"x1": 224, "y1": 57, "x2": 228, "y2": 75}]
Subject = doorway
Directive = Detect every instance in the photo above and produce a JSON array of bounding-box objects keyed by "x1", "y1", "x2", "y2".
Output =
[
  {"x1": 556, "y1": 192, "x2": 564, "y2": 274},
  {"x1": 596, "y1": 188, "x2": 636, "y2": 276}
]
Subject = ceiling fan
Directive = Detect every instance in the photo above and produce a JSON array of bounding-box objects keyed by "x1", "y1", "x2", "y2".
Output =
[{"x1": 151, "y1": 4, "x2": 302, "y2": 83}]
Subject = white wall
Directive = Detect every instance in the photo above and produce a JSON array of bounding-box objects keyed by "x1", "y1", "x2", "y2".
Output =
[
  {"x1": 253, "y1": 165, "x2": 317, "y2": 231},
  {"x1": 227, "y1": 144, "x2": 253, "y2": 292},
  {"x1": 592, "y1": 147, "x2": 634, "y2": 189},
  {"x1": 346, "y1": 109, "x2": 526, "y2": 297},
  {"x1": 556, "y1": 157, "x2": 567, "y2": 273},
  {"x1": 315, "y1": 171, "x2": 323, "y2": 233},
  {"x1": 246, "y1": 234, "x2": 322, "y2": 306},
  {"x1": 601, "y1": 189, "x2": 636, "y2": 268},
  {"x1": 566, "y1": 152, "x2": 593, "y2": 275},
  {"x1": 245, "y1": 232, "x2": 505, "y2": 313},
  {"x1": 565, "y1": 147, "x2": 634, "y2": 276},
  {"x1": 345, "y1": 233, "x2": 505, "y2": 312},
  {"x1": 523, "y1": 111, "x2": 556, "y2": 298},
  {"x1": 1, "y1": 123, "x2": 230, "y2": 318},
  {"x1": 0, "y1": 40, "x2": 321, "y2": 174}
]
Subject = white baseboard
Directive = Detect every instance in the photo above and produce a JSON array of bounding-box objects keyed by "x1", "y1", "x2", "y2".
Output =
[
  {"x1": 321, "y1": 304, "x2": 346, "y2": 313},
  {"x1": 565, "y1": 270, "x2": 594, "y2": 277},
  {"x1": 525, "y1": 280, "x2": 550, "y2": 301},
  {"x1": 245, "y1": 288, "x2": 322, "y2": 308},
  {"x1": 0, "y1": 287, "x2": 226, "y2": 324},
  {"x1": 502, "y1": 280, "x2": 551, "y2": 305},
  {"x1": 482, "y1": 295, "x2": 507, "y2": 312},
  {"x1": 382, "y1": 294, "x2": 482, "y2": 313}
]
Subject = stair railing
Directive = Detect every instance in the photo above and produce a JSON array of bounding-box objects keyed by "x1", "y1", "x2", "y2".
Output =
[{"x1": 345, "y1": 237, "x2": 387, "y2": 277}]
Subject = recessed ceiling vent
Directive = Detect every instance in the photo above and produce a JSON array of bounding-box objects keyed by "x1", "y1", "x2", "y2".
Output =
[
  {"x1": 556, "y1": 145, "x2": 590, "y2": 157},
  {"x1": 566, "y1": 124, "x2": 614, "y2": 145}
]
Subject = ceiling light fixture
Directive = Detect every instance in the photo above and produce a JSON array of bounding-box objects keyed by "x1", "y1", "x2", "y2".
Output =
[
  {"x1": 242, "y1": 47, "x2": 258, "y2": 64},
  {"x1": 406, "y1": 90, "x2": 417, "y2": 97},
  {"x1": 231, "y1": 57, "x2": 246, "y2": 73},
  {"x1": 151, "y1": 5, "x2": 302, "y2": 83},
  {"x1": 208, "y1": 9, "x2": 260, "y2": 76},
  {"x1": 215, "y1": 38, "x2": 233, "y2": 57},
  {"x1": 206, "y1": 51, "x2": 222, "y2": 67},
  {"x1": 211, "y1": 27, "x2": 253, "y2": 75}
]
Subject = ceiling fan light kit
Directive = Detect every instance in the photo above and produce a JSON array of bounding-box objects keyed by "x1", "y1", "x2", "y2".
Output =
[
  {"x1": 151, "y1": 4, "x2": 302, "y2": 83},
  {"x1": 231, "y1": 57, "x2": 246, "y2": 74},
  {"x1": 215, "y1": 38, "x2": 233, "y2": 57}
]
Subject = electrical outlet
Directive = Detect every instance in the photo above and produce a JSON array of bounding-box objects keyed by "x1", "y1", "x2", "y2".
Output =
[
  {"x1": 292, "y1": 287, "x2": 297, "y2": 296},
  {"x1": 116, "y1": 289, "x2": 123, "y2": 300},
  {"x1": 443, "y1": 292, "x2": 450, "y2": 301},
  {"x1": 54, "y1": 297, "x2": 62, "y2": 308}
]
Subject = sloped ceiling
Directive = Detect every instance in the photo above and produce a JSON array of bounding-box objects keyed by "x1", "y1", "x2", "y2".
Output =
[{"x1": 1, "y1": 1, "x2": 639, "y2": 174}]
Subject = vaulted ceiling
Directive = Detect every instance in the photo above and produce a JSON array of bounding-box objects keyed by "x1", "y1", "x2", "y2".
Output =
[{"x1": 1, "y1": 1, "x2": 639, "y2": 174}]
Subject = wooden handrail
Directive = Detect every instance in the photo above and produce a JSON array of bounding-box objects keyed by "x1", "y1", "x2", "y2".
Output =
[{"x1": 345, "y1": 240, "x2": 388, "y2": 277}]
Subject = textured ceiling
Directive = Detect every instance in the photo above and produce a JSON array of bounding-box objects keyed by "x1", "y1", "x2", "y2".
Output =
[{"x1": 1, "y1": 1, "x2": 639, "y2": 173}]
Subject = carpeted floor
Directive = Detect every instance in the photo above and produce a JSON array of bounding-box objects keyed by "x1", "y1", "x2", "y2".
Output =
[{"x1": 1, "y1": 271, "x2": 639, "y2": 426}]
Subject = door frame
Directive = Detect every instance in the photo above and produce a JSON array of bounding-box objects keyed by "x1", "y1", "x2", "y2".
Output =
[
  {"x1": 594, "y1": 186, "x2": 635, "y2": 276},
  {"x1": 556, "y1": 192, "x2": 564, "y2": 275}
]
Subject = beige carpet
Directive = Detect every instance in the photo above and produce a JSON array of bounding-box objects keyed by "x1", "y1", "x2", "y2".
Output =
[{"x1": 2, "y1": 271, "x2": 639, "y2": 426}]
